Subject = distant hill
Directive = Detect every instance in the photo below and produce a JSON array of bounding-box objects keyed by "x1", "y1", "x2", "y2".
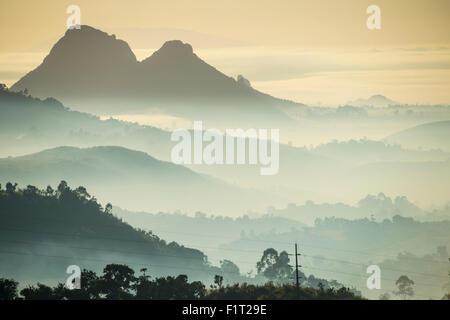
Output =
[
  {"x1": 311, "y1": 138, "x2": 449, "y2": 165},
  {"x1": 11, "y1": 25, "x2": 298, "y2": 126},
  {"x1": 385, "y1": 120, "x2": 450, "y2": 151},
  {"x1": 266, "y1": 193, "x2": 429, "y2": 224},
  {"x1": 0, "y1": 146, "x2": 274, "y2": 214},
  {"x1": 347, "y1": 95, "x2": 398, "y2": 108},
  {"x1": 0, "y1": 85, "x2": 170, "y2": 159}
]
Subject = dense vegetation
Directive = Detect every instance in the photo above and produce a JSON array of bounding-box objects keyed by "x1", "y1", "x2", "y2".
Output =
[
  {"x1": 0, "y1": 263, "x2": 361, "y2": 300},
  {"x1": 0, "y1": 181, "x2": 212, "y2": 281},
  {"x1": 0, "y1": 180, "x2": 205, "y2": 258}
]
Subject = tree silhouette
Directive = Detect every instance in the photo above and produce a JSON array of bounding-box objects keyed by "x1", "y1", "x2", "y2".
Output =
[
  {"x1": 104, "y1": 202, "x2": 113, "y2": 214},
  {"x1": 393, "y1": 275, "x2": 414, "y2": 299},
  {"x1": 0, "y1": 278, "x2": 18, "y2": 300},
  {"x1": 5, "y1": 182, "x2": 17, "y2": 193},
  {"x1": 135, "y1": 268, "x2": 154, "y2": 299},
  {"x1": 444, "y1": 258, "x2": 450, "y2": 300},
  {"x1": 20, "y1": 283, "x2": 56, "y2": 300},
  {"x1": 52, "y1": 269, "x2": 102, "y2": 300},
  {"x1": 213, "y1": 275, "x2": 224, "y2": 289},
  {"x1": 256, "y1": 248, "x2": 293, "y2": 283},
  {"x1": 57, "y1": 180, "x2": 69, "y2": 195},
  {"x1": 74, "y1": 186, "x2": 90, "y2": 199},
  {"x1": 46, "y1": 185, "x2": 54, "y2": 196},
  {"x1": 101, "y1": 264, "x2": 137, "y2": 299}
]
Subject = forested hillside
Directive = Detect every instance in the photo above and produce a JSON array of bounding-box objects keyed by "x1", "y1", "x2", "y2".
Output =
[{"x1": 0, "y1": 181, "x2": 214, "y2": 285}]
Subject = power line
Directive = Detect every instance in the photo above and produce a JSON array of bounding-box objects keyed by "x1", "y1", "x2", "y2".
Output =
[
  {"x1": 0, "y1": 248, "x2": 445, "y2": 300},
  {"x1": 2, "y1": 213, "x2": 447, "y2": 265},
  {"x1": 302, "y1": 254, "x2": 449, "y2": 280},
  {"x1": 1, "y1": 238, "x2": 447, "y2": 292},
  {"x1": 2, "y1": 238, "x2": 447, "y2": 286},
  {"x1": 301, "y1": 265, "x2": 444, "y2": 290},
  {"x1": 279, "y1": 240, "x2": 450, "y2": 265},
  {"x1": 0, "y1": 239, "x2": 215, "y2": 264},
  {"x1": 1, "y1": 227, "x2": 448, "y2": 280},
  {"x1": 0, "y1": 249, "x2": 241, "y2": 277}
]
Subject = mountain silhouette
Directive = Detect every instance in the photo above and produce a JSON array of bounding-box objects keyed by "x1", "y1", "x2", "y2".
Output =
[
  {"x1": 12, "y1": 26, "x2": 137, "y2": 99},
  {"x1": 347, "y1": 95, "x2": 398, "y2": 107},
  {"x1": 11, "y1": 25, "x2": 295, "y2": 124}
]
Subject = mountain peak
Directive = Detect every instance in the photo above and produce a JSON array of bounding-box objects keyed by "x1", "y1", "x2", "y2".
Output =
[
  {"x1": 48, "y1": 25, "x2": 137, "y2": 64},
  {"x1": 11, "y1": 25, "x2": 138, "y2": 98},
  {"x1": 148, "y1": 40, "x2": 195, "y2": 61},
  {"x1": 347, "y1": 94, "x2": 398, "y2": 107},
  {"x1": 64, "y1": 25, "x2": 109, "y2": 37},
  {"x1": 25, "y1": 25, "x2": 137, "y2": 73},
  {"x1": 370, "y1": 94, "x2": 389, "y2": 100},
  {"x1": 160, "y1": 40, "x2": 193, "y2": 54}
]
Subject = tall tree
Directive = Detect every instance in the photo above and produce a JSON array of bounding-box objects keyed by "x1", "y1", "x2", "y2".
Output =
[
  {"x1": 100, "y1": 264, "x2": 137, "y2": 299},
  {"x1": 0, "y1": 278, "x2": 18, "y2": 300},
  {"x1": 393, "y1": 275, "x2": 415, "y2": 299},
  {"x1": 256, "y1": 248, "x2": 293, "y2": 283}
]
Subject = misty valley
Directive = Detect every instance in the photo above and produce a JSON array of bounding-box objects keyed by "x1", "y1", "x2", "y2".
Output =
[
  {"x1": 170, "y1": 121, "x2": 279, "y2": 175},
  {"x1": 0, "y1": 20, "x2": 449, "y2": 303}
]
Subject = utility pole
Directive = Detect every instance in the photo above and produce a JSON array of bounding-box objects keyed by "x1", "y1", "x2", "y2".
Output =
[
  {"x1": 291, "y1": 243, "x2": 301, "y2": 299},
  {"x1": 295, "y1": 243, "x2": 300, "y2": 299}
]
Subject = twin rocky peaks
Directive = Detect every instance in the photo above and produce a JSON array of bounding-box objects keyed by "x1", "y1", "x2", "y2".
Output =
[
  {"x1": 50, "y1": 25, "x2": 196, "y2": 66},
  {"x1": 11, "y1": 25, "x2": 293, "y2": 123}
]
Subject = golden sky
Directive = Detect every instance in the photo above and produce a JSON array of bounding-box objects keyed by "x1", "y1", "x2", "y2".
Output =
[
  {"x1": 1, "y1": 0, "x2": 450, "y2": 51},
  {"x1": 1, "y1": 0, "x2": 449, "y2": 105}
]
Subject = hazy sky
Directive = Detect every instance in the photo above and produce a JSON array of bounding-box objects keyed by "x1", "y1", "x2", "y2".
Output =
[{"x1": 1, "y1": 0, "x2": 449, "y2": 105}]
